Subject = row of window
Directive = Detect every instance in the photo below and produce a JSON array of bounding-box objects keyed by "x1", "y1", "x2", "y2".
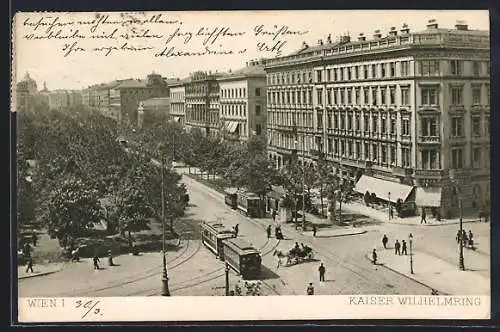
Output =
[
  {"x1": 220, "y1": 104, "x2": 263, "y2": 118},
  {"x1": 170, "y1": 92, "x2": 185, "y2": 101},
  {"x1": 267, "y1": 84, "x2": 490, "y2": 107},
  {"x1": 186, "y1": 109, "x2": 219, "y2": 124},
  {"x1": 220, "y1": 87, "x2": 262, "y2": 99},
  {"x1": 270, "y1": 136, "x2": 487, "y2": 170},
  {"x1": 185, "y1": 83, "x2": 218, "y2": 94},
  {"x1": 267, "y1": 60, "x2": 490, "y2": 86}
]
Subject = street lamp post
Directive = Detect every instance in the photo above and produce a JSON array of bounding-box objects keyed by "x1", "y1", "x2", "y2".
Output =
[
  {"x1": 388, "y1": 192, "x2": 391, "y2": 219},
  {"x1": 409, "y1": 233, "x2": 414, "y2": 274},
  {"x1": 450, "y1": 172, "x2": 465, "y2": 271},
  {"x1": 338, "y1": 156, "x2": 343, "y2": 224},
  {"x1": 225, "y1": 262, "x2": 230, "y2": 296},
  {"x1": 301, "y1": 134, "x2": 306, "y2": 230},
  {"x1": 161, "y1": 154, "x2": 171, "y2": 296}
]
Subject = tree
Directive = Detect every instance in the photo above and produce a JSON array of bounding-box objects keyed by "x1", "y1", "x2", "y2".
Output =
[{"x1": 43, "y1": 177, "x2": 103, "y2": 248}]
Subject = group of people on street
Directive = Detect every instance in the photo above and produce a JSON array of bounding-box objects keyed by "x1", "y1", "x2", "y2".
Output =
[
  {"x1": 266, "y1": 224, "x2": 284, "y2": 240},
  {"x1": 381, "y1": 234, "x2": 408, "y2": 255},
  {"x1": 457, "y1": 229, "x2": 475, "y2": 249}
]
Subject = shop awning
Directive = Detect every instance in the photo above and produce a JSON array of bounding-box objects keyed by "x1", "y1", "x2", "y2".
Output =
[
  {"x1": 415, "y1": 187, "x2": 442, "y2": 207},
  {"x1": 354, "y1": 175, "x2": 415, "y2": 203},
  {"x1": 227, "y1": 121, "x2": 239, "y2": 133}
]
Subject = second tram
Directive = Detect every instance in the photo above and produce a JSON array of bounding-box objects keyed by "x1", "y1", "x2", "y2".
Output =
[{"x1": 201, "y1": 221, "x2": 235, "y2": 259}]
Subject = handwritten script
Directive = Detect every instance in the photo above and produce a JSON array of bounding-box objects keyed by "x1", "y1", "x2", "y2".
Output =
[{"x1": 19, "y1": 13, "x2": 310, "y2": 58}]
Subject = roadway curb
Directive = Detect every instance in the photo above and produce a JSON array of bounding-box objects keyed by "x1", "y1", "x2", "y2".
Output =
[
  {"x1": 363, "y1": 253, "x2": 448, "y2": 295},
  {"x1": 18, "y1": 267, "x2": 64, "y2": 280},
  {"x1": 305, "y1": 229, "x2": 367, "y2": 238}
]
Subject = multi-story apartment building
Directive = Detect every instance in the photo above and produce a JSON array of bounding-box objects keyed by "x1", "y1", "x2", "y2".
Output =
[
  {"x1": 169, "y1": 79, "x2": 187, "y2": 126},
  {"x1": 46, "y1": 90, "x2": 82, "y2": 110},
  {"x1": 108, "y1": 73, "x2": 169, "y2": 126},
  {"x1": 184, "y1": 71, "x2": 222, "y2": 135},
  {"x1": 219, "y1": 59, "x2": 267, "y2": 142},
  {"x1": 265, "y1": 20, "x2": 490, "y2": 217},
  {"x1": 95, "y1": 80, "x2": 122, "y2": 120},
  {"x1": 82, "y1": 86, "x2": 98, "y2": 110}
]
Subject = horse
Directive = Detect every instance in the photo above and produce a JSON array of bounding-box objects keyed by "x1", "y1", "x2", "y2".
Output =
[{"x1": 273, "y1": 249, "x2": 292, "y2": 268}]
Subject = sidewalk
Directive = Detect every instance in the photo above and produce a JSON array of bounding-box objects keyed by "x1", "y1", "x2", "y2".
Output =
[
  {"x1": 344, "y1": 200, "x2": 481, "y2": 227},
  {"x1": 182, "y1": 172, "x2": 366, "y2": 239},
  {"x1": 371, "y1": 247, "x2": 490, "y2": 295},
  {"x1": 18, "y1": 262, "x2": 66, "y2": 279}
]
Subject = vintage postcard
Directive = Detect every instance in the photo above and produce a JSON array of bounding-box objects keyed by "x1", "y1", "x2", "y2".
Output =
[{"x1": 12, "y1": 10, "x2": 490, "y2": 322}]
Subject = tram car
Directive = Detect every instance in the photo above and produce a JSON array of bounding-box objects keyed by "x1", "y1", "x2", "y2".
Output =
[
  {"x1": 222, "y1": 238, "x2": 262, "y2": 280},
  {"x1": 201, "y1": 221, "x2": 236, "y2": 259},
  {"x1": 236, "y1": 191, "x2": 262, "y2": 218},
  {"x1": 224, "y1": 188, "x2": 238, "y2": 209}
]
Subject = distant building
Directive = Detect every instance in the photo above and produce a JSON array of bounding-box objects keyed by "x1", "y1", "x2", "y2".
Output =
[
  {"x1": 218, "y1": 59, "x2": 267, "y2": 142},
  {"x1": 138, "y1": 97, "x2": 170, "y2": 128},
  {"x1": 109, "y1": 73, "x2": 169, "y2": 126},
  {"x1": 169, "y1": 78, "x2": 188, "y2": 126},
  {"x1": 15, "y1": 72, "x2": 38, "y2": 112},
  {"x1": 82, "y1": 86, "x2": 98, "y2": 109},
  {"x1": 184, "y1": 71, "x2": 222, "y2": 135},
  {"x1": 46, "y1": 90, "x2": 82, "y2": 110}
]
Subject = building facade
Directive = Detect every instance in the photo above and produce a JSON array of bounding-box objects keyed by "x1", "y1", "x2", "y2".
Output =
[
  {"x1": 109, "y1": 73, "x2": 169, "y2": 126},
  {"x1": 184, "y1": 71, "x2": 221, "y2": 135},
  {"x1": 218, "y1": 60, "x2": 267, "y2": 142},
  {"x1": 265, "y1": 20, "x2": 490, "y2": 217},
  {"x1": 138, "y1": 97, "x2": 170, "y2": 128},
  {"x1": 15, "y1": 72, "x2": 38, "y2": 112},
  {"x1": 169, "y1": 79, "x2": 187, "y2": 126}
]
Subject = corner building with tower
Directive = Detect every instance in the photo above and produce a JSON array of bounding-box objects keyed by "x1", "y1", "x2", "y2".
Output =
[{"x1": 264, "y1": 20, "x2": 490, "y2": 218}]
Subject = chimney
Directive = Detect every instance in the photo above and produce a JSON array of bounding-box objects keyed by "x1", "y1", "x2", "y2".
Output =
[
  {"x1": 341, "y1": 35, "x2": 351, "y2": 43},
  {"x1": 358, "y1": 33, "x2": 366, "y2": 42},
  {"x1": 302, "y1": 41, "x2": 309, "y2": 49},
  {"x1": 389, "y1": 27, "x2": 397, "y2": 37},
  {"x1": 373, "y1": 30, "x2": 382, "y2": 39},
  {"x1": 327, "y1": 34, "x2": 332, "y2": 43},
  {"x1": 455, "y1": 20, "x2": 468, "y2": 31},
  {"x1": 318, "y1": 39, "x2": 323, "y2": 45},
  {"x1": 400, "y1": 23, "x2": 410, "y2": 34},
  {"x1": 426, "y1": 19, "x2": 438, "y2": 29}
]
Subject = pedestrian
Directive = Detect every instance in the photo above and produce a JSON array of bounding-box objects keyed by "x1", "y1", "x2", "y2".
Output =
[
  {"x1": 401, "y1": 240, "x2": 407, "y2": 255},
  {"x1": 25, "y1": 256, "x2": 34, "y2": 273},
  {"x1": 394, "y1": 240, "x2": 401, "y2": 255},
  {"x1": 234, "y1": 224, "x2": 239, "y2": 237},
  {"x1": 318, "y1": 263, "x2": 326, "y2": 282},
  {"x1": 272, "y1": 209, "x2": 277, "y2": 222},
  {"x1": 306, "y1": 282, "x2": 314, "y2": 295},
  {"x1": 372, "y1": 249, "x2": 377, "y2": 265},
  {"x1": 382, "y1": 234, "x2": 388, "y2": 249},
  {"x1": 461, "y1": 230, "x2": 468, "y2": 247},
  {"x1": 312, "y1": 224, "x2": 317, "y2": 237},
  {"x1": 421, "y1": 209, "x2": 427, "y2": 224},
  {"x1": 456, "y1": 230, "x2": 461, "y2": 244},
  {"x1": 468, "y1": 230, "x2": 473, "y2": 242},
  {"x1": 266, "y1": 225, "x2": 272, "y2": 238},
  {"x1": 23, "y1": 242, "x2": 32, "y2": 258},
  {"x1": 32, "y1": 233, "x2": 38, "y2": 247},
  {"x1": 108, "y1": 250, "x2": 114, "y2": 266},
  {"x1": 93, "y1": 254, "x2": 100, "y2": 270},
  {"x1": 389, "y1": 206, "x2": 394, "y2": 220}
]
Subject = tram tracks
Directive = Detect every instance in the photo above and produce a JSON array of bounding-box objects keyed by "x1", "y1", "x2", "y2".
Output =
[
  {"x1": 141, "y1": 237, "x2": 281, "y2": 296},
  {"x1": 67, "y1": 238, "x2": 201, "y2": 297}
]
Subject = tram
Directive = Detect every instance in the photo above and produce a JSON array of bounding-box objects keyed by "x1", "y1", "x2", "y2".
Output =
[
  {"x1": 201, "y1": 221, "x2": 235, "y2": 259},
  {"x1": 222, "y1": 238, "x2": 262, "y2": 280},
  {"x1": 224, "y1": 188, "x2": 263, "y2": 218}
]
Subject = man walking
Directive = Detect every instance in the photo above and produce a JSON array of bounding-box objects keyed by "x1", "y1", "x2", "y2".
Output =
[
  {"x1": 25, "y1": 256, "x2": 34, "y2": 273},
  {"x1": 266, "y1": 225, "x2": 272, "y2": 239},
  {"x1": 389, "y1": 206, "x2": 394, "y2": 220},
  {"x1": 318, "y1": 263, "x2": 326, "y2": 282},
  {"x1": 382, "y1": 234, "x2": 388, "y2": 249},
  {"x1": 394, "y1": 240, "x2": 401, "y2": 255},
  {"x1": 234, "y1": 224, "x2": 239, "y2": 237},
  {"x1": 421, "y1": 209, "x2": 427, "y2": 224},
  {"x1": 401, "y1": 240, "x2": 408, "y2": 255},
  {"x1": 306, "y1": 283, "x2": 314, "y2": 295},
  {"x1": 93, "y1": 254, "x2": 100, "y2": 270},
  {"x1": 272, "y1": 209, "x2": 277, "y2": 222},
  {"x1": 372, "y1": 249, "x2": 377, "y2": 265},
  {"x1": 312, "y1": 224, "x2": 317, "y2": 237}
]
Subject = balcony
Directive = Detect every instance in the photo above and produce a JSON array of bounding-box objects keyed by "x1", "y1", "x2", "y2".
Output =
[
  {"x1": 418, "y1": 135, "x2": 441, "y2": 144},
  {"x1": 418, "y1": 105, "x2": 440, "y2": 113},
  {"x1": 275, "y1": 124, "x2": 294, "y2": 132},
  {"x1": 392, "y1": 166, "x2": 413, "y2": 177},
  {"x1": 413, "y1": 169, "x2": 447, "y2": 180}
]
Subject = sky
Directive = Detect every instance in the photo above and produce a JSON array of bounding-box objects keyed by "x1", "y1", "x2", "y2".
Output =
[{"x1": 13, "y1": 10, "x2": 489, "y2": 90}]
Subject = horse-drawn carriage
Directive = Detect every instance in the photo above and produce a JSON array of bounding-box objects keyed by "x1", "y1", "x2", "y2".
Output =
[{"x1": 273, "y1": 243, "x2": 314, "y2": 267}]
